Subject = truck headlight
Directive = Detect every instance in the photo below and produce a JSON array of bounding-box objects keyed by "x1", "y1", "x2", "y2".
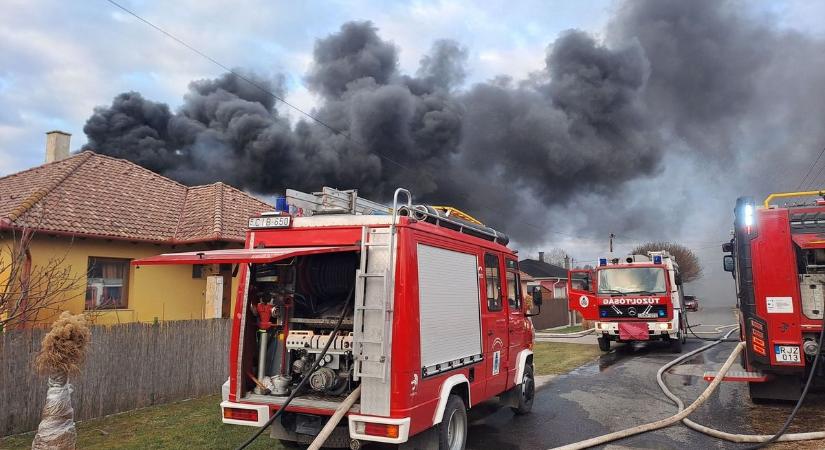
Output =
[{"x1": 658, "y1": 323, "x2": 669, "y2": 330}]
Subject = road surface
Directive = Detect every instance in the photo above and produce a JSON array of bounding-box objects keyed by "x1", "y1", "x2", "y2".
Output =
[{"x1": 463, "y1": 305, "x2": 825, "y2": 449}]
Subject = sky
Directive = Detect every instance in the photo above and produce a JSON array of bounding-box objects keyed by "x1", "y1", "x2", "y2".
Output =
[{"x1": 3, "y1": 0, "x2": 825, "y2": 304}]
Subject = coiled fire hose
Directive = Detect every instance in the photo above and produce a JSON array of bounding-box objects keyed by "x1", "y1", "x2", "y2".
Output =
[{"x1": 236, "y1": 285, "x2": 355, "y2": 450}]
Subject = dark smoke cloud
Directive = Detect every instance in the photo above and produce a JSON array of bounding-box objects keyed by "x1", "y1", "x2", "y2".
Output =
[
  {"x1": 85, "y1": 20, "x2": 659, "y2": 244},
  {"x1": 305, "y1": 21, "x2": 398, "y2": 100},
  {"x1": 83, "y1": 6, "x2": 825, "y2": 250}
]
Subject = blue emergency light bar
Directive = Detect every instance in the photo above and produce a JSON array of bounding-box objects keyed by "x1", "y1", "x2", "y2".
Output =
[
  {"x1": 599, "y1": 258, "x2": 607, "y2": 266},
  {"x1": 275, "y1": 196, "x2": 289, "y2": 213},
  {"x1": 653, "y1": 255, "x2": 662, "y2": 264}
]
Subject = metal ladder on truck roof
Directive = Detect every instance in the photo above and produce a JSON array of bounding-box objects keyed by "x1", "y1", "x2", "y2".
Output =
[{"x1": 353, "y1": 188, "x2": 411, "y2": 382}]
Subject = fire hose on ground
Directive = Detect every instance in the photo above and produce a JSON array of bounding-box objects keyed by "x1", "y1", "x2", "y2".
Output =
[
  {"x1": 551, "y1": 340, "x2": 746, "y2": 450},
  {"x1": 534, "y1": 328, "x2": 595, "y2": 339},
  {"x1": 552, "y1": 318, "x2": 825, "y2": 449},
  {"x1": 658, "y1": 309, "x2": 825, "y2": 447}
]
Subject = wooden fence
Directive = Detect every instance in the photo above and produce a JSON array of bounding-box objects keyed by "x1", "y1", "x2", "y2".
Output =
[{"x1": 0, "y1": 318, "x2": 232, "y2": 437}]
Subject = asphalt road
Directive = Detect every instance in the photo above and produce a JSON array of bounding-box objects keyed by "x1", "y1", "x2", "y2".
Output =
[{"x1": 463, "y1": 305, "x2": 825, "y2": 450}]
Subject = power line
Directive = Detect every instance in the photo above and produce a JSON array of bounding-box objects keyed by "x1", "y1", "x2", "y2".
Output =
[
  {"x1": 799, "y1": 147, "x2": 825, "y2": 190},
  {"x1": 805, "y1": 147, "x2": 825, "y2": 190},
  {"x1": 106, "y1": 0, "x2": 598, "y2": 240},
  {"x1": 104, "y1": 0, "x2": 409, "y2": 171}
]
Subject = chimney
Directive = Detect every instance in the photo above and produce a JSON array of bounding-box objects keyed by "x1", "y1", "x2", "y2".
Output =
[
  {"x1": 45, "y1": 130, "x2": 71, "y2": 163},
  {"x1": 538, "y1": 251, "x2": 545, "y2": 262}
]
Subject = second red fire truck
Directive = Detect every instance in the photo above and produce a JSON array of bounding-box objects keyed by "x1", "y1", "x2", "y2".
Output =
[
  {"x1": 567, "y1": 251, "x2": 688, "y2": 352},
  {"x1": 722, "y1": 192, "x2": 825, "y2": 402},
  {"x1": 134, "y1": 187, "x2": 539, "y2": 449}
]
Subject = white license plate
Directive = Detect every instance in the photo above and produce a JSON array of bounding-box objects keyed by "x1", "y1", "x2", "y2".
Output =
[
  {"x1": 775, "y1": 345, "x2": 801, "y2": 363},
  {"x1": 248, "y1": 216, "x2": 291, "y2": 229},
  {"x1": 637, "y1": 313, "x2": 658, "y2": 319}
]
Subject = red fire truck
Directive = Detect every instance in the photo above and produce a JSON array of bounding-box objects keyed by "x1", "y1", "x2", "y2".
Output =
[
  {"x1": 721, "y1": 192, "x2": 825, "y2": 402},
  {"x1": 567, "y1": 252, "x2": 687, "y2": 352},
  {"x1": 134, "y1": 187, "x2": 539, "y2": 449}
]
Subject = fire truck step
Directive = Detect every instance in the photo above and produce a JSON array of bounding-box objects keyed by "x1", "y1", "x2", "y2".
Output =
[{"x1": 702, "y1": 370, "x2": 772, "y2": 383}]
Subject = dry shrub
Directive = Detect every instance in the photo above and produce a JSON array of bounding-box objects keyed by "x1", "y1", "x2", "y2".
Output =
[{"x1": 34, "y1": 311, "x2": 91, "y2": 376}]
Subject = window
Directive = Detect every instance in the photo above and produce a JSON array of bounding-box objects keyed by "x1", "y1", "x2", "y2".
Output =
[
  {"x1": 505, "y1": 259, "x2": 522, "y2": 310},
  {"x1": 597, "y1": 267, "x2": 667, "y2": 295},
  {"x1": 484, "y1": 253, "x2": 502, "y2": 311},
  {"x1": 554, "y1": 285, "x2": 566, "y2": 299},
  {"x1": 86, "y1": 257, "x2": 130, "y2": 310}
]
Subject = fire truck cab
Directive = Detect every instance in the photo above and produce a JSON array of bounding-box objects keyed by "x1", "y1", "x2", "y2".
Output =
[
  {"x1": 134, "y1": 187, "x2": 538, "y2": 449},
  {"x1": 723, "y1": 193, "x2": 825, "y2": 402},
  {"x1": 567, "y1": 252, "x2": 687, "y2": 352}
]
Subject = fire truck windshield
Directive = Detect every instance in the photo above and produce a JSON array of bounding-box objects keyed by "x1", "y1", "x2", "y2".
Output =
[{"x1": 597, "y1": 267, "x2": 667, "y2": 295}]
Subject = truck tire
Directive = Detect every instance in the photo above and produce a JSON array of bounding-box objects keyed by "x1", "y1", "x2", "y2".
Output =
[
  {"x1": 598, "y1": 337, "x2": 610, "y2": 352},
  {"x1": 510, "y1": 364, "x2": 535, "y2": 415},
  {"x1": 438, "y1": 395, "x2": 467, "y2": 450},
  {"x1": 670, "y1": 334, "x2": 683, "y2": 353},
  {"x1": 748, "y1": 375, "x2": 802, "y2": 403}
]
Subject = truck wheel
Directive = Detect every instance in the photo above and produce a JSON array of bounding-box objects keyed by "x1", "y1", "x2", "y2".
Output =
[
  {"x1": 598, "y1": 337, "x2": 610, "y2": 352},
  {"x1": 748, "y1": 375, "x2": 802, "y2": 403},
  {"x1": 438, "y1": 395, "x2": 467, "y2": 450},
  {"x1": 670, "y1": 334, "x2": 683, "y2": 353},
  {"x1": 511, "y1": 364, "x2": 535, "y2": 415}
]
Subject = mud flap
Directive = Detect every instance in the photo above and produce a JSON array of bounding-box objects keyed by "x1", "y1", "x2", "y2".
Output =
[
  {"x1": 400, "y1": 426, "x2": 439, "y2": 450},
  {"x1": 748, "y1": 375, "x2": 802, "y2": 402}
]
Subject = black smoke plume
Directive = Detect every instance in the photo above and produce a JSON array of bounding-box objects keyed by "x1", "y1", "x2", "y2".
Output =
[
  {"x1": 84, "y1": 2, "x2": 825, "y2": 247},
  {"x1": 84, "y1": 20, "x2": 658, "y2": 244}
]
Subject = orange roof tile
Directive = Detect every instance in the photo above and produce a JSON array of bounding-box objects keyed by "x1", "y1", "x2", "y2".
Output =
[{"x1": 0, "y1": 151, "x2": 272, "y2": 243}]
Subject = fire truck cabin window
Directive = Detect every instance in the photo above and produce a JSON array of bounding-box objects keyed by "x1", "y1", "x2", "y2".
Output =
[
  {"x1": 485, "y1": 253, "x2": 502, "y2": 311},
  {"x1": 86, "y1": 257, "x2": 130, "y2": 309},
  {"x1": 598, "y1": 267, "x2": 666, "y2": 295},
  {"x1": 506, "y1": 259, "x2": 521, "y2": 310}
]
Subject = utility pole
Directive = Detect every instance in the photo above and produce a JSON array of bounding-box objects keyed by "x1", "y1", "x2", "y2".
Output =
[{"x1": 609, "y1": 233, "x2": 615, "y2": 254}]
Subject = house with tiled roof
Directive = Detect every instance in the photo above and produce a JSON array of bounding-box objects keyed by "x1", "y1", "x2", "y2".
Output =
[
  {"x1": 519, "y1": 254, "x2": 579, "y2": 329},
  {"x1": 0, "y1": 131, "x2": 272, "y2": 325}
]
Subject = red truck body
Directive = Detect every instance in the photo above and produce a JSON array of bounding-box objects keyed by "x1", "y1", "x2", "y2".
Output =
[
  {"x1": 135, "y1": 190, "x2": 536, "y2": 448},
  {"x1": 724, "y1": 195, "x2": 825, "y2": 401}
]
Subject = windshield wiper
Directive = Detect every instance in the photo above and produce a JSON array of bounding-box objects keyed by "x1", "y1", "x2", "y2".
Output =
[
  {"x1": 599, "y1": 289, "x2": 626, "y2": 296},
  {"x1": 622, "y1": 290, "x2": 659, "y2": 295}
]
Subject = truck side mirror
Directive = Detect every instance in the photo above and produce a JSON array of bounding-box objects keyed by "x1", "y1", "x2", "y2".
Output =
[
  {"x1": 722, "y1": 242, "x2": 733, "y2": 253},
  {"x1": 723, "y1": 255, "x2": 735, "y2": 272},
  {"x1": 527, "y1": 286, "x2": 542, "y2": 317},
  {"x1": 675, "y1": 273, "x2": 683, "y2": 285}
]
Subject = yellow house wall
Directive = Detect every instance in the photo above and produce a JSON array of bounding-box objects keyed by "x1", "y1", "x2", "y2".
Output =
[{"x1": 3, "y1": 235, "x2": 243, "y2": 325}]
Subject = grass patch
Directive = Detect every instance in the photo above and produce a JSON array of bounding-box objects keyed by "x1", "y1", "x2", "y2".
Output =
[
  {"x1": 1, "y1": 344, "x2": 600, "y2": 449},
  {"x1": 0, "y1": 395, "x2": 280, "y2": 450},
  {"x1": 533, "y1": 341, "x2": 601, "y2": 375}
]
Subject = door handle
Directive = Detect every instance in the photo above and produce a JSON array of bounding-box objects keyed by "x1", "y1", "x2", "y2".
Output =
[{"x1": 487, "y1": 330, "x2": 494, "y2": 336}]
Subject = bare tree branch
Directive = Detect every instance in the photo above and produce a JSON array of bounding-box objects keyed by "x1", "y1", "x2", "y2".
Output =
[
  {"x1": 630, "y1": 241, "x2": 703, "y2": 283},
  {"x1": 0, "y1": 206, "x2": 85, "y2": 329}
]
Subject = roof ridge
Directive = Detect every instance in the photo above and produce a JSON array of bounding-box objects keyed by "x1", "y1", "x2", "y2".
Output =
[
  {"x1": 213, "y1": 182, "x2": 224, "y2": 238},
  {"x1": 212, "y1": 181, "x2": 272, "y2": 209},
  {"x1": 80, "y1": 149, "x2": 190, "y2": 189},
  {"x1": 6, "y1": 152, "x2": 94, "y2": 223},
  {"x1": 173, "y1": 185, "x2": 191, "y2": 242},
  {"x1": 0, "y1": 150, "x2": 91, "y2": 184}
]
